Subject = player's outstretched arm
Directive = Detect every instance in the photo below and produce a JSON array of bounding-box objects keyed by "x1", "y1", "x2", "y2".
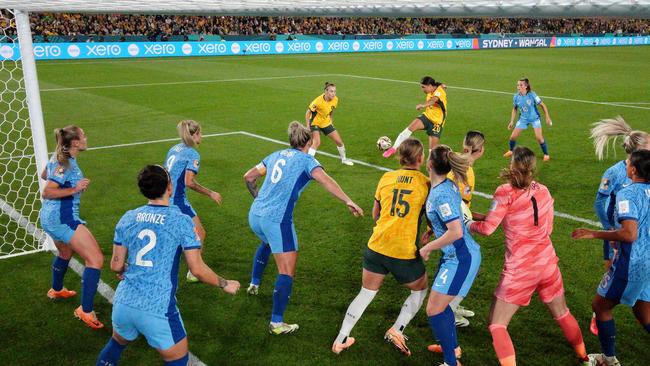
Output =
[
  {"x1": 572, "y1": 219, "x2": 638, "y2": 243},
  {"x1": 184, "y1": 170, "x2": 222, "y2": 205},
  {"x1": 184, "y1": 249, "x2": 240, "y2": 294},
  {"x1": 42, "y1": 178, "x2": 89, "y2": 199},
  {"x1": 311, "y1": 167, "x2": 364, "y2": 217},
  {"x1": 243, "y1": 164, "x2": 265, "y2": 198}
]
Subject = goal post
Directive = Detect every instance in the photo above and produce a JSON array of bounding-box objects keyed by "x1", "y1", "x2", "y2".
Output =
[{"x1": 0, "y1": 9, "x2": 52, "y2": 259}]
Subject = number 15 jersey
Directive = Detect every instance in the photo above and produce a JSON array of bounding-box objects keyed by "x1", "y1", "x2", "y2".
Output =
[
  {"x1": 368, "y1": 169, "x2": 430, "y2": 259},
  {"x1": 113, "y1": 204, "x2": 201, "y2": 315}
]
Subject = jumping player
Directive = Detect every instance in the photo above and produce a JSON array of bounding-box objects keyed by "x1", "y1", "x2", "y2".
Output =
[
  {"x1": 244, "y1": 121, "x2": 363, "y2": 335},
  {"x1": 383, "y1": 76, "x2": 448, "y2": 157},
  {"x1": 40, "y1": 125, "x2": 105, "y2": 329},
  {"x1": 332, "y1": 138, "x2": 430, "y2": 356},
  {"x1": 95, "y1": 165, "x2": 239, "y2": 366},
  {"x1": 572, "y1": 149, "x2": 650, "y2": 366},
  {"x1": 164, "y1": 119, "x2": 223, "y2": 282},
  {"x1": 469, "y1": 147, "x2": 589, "y2": 366}
]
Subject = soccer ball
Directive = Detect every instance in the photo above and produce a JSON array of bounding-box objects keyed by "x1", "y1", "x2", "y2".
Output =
[
  {"x1": 376, "y1": 136, "x2": 392, "y2": 151},
  {"x1": 460, "y1": 201, "x2": 472, "y2": 223}
]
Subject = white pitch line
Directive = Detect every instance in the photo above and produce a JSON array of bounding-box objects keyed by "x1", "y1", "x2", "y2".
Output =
[
  {"x1": 334, "y1": 73, "x2": 650, "y2": 111},
  {"x1": 40, "y1": 74, "x2": 331, "y2": 92},
  {"x1": 238, "y1": 130, "x2": 602, "y2": 227}
]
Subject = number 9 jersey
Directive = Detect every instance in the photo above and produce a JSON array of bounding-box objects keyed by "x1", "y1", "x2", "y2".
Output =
[
  {"x1": 113, "y1": 204, "x2": 201, "y2": 316},
  {"x1": 367, "y1": 169, "x2": 430, "y2": 259}
]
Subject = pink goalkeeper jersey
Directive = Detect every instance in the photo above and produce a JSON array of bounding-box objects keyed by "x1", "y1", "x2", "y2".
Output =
[{"x1": 470, "y1": 181, "x2": 558, "y2": 272}]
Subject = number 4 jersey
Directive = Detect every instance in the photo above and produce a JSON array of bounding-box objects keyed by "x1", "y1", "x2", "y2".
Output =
[
  {"x1": 113, "y1": 204, "x2": 201, "y2": 315},
  {"x1": 368, "y1": 169, "x2": 430, "y2": 259}
]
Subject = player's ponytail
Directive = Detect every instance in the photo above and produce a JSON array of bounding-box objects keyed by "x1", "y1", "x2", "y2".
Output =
[
  {"x1": 463, "y1": 130, "x2": 485, "y2": 155},
  {"x1": 500, "y1": 146, "x2": 536, "y2": 190},
  {"x1": 590, "y1": 116, "x2": 649, "y2": 160},
  {"x1": 398, "y1": 138, "x2": 424, "y2": 167},
  {"x1": 428, "y1": 145, "x2": 469, "y2": 186},
  {"x1": 421, "y1": 76, "x2": 441, "y2": 87},
  {"x1": 54, "y1": 125, "x2": 82, "y2": 168},
  {"x1": 177, "y1": 119, "x2": 201, "y2": 148},
  {"x1": 288, "y1": 121, "x2": 311, "y2": 149},
  {"x1": 630, "y1": 149, "x2": 650, "y2": 182}
]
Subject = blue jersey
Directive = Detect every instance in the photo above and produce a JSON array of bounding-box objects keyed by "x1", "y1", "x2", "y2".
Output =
[
  {"x1": 598, "y1": 160, "x2": 631, "y2": 228},
  {"x1": 164, "y1": 143, "x2": 200, "y2": 207},
  {"x1": 40, "y1": 155, "x2": 85, "y2": 226},
  {"x1": 612, "y1": 183, "x2": 650, "y2": 282},
  {"x1": 249, "y1": 149, "x2": 322, "y2": 223},
  {"x1": 113, "y1": 204, "x2": 201, "y2": 315},
  {"x1": 513, "y1": 91, "x2": 542, "y2": 122},
  {"x1": 425, "y1": 179, "x2": 480, "y2": 260}
]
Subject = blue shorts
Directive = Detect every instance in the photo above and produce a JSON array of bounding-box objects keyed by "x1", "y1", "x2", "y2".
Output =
[
  {"x1": 597, "y1": 270, "x2": 650, "y2": 306},
  {"x1": 112, "y1": 303, "x2": 187, "y2": 351},
  {"x1": 248, "y1": 212, "x2": 298, "y2": 254},
  {"x1": 40, "y1": 217, "x2": 85, "y2": 244},
  {"x1": 431, "y1": 246, "x2": 481, "y2": 297},
  {"x1": 173, "y1": 199, "x2": 197, "y2": 218},
  {"x1": 515, "y1": 119, "x2": 542, "y2": 130}
]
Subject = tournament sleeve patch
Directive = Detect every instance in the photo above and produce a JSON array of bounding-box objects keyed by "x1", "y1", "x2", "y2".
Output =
[
  {"x1": 439, "y1": 203, "x2": 452, "y2": 218},
  {"x1": 618, "y1": 200, "x2": 630, "y2": 215},
  {"x1": 599, "y1": 178, "x2": 609, "y2": 191}
]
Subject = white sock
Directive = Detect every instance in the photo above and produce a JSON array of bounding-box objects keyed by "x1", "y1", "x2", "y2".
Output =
[
  {"x1": 335, "y1": 287, "x2": 377, "y2": 344},
  {"x1": 393, "y1": 128, "x2": 413, "y2": 150},
  {"x1": 392, "y1": 289, "x2": 427, "y2": 334},
  {"x1": 337, "y1": 145, "x2": 347, "y2": 160},
  {"x1": 449, "y1": 296, "x2": 464, "y2": 312},
  {"x1": 308, "y1": 148, "x2": 317, "y2": 156}
]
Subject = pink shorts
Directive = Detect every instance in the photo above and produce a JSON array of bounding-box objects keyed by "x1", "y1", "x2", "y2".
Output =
[{"x1": 494, "y1": 262, "x2": 565, "y2": 306}]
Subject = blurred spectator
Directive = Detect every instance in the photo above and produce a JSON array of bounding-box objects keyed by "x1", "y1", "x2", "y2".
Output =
[{"x1": 26, "y1": 14, "x2": 650, "y2": 38}]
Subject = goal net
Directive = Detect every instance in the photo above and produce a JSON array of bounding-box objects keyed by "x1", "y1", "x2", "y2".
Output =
[{"x1": 0, "y1": 9, "x2": 49, "y2": 259}]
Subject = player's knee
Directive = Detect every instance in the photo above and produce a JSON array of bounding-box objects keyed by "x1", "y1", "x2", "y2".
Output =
[{"x1": 87, "y1": 252, "x2": 104, "y2": 269}]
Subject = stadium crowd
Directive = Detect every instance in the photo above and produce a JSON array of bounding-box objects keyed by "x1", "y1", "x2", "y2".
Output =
[{"x1": 29, "y1": 14, "x2": 650, "y2": 38}]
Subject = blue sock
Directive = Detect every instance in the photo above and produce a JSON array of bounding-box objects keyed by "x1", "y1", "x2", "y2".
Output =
[
  {"x1": 82, "y1": 267, "x2": 101, "y2": 312},
  {"x1": 596, "y1": 319, "x2": 616, "y2": 357},
  {"x1": 96, "y1": 337, "x2": 126, "y2": 366},
  {"x1": 164, "y1": 353, "x2": 188, "y2": 366},
  {"x1": 51, "y1": 256, "x2": 70, "y2": 291},
  {"x1": 271, "y1": 274, "x2": 294, "y2": 323},
  {"x1": 509, "y1": 140, "x2": 516, "y2": 151},
  {"x1": 428, "y1": 306, "x2": 458, "y2": 366},
  {"x1": 251, "y1": 242, "x2": 271, "y2": 286},
  {"x1": 540, "y1": 141, "x2": 549, "y2": 155}
]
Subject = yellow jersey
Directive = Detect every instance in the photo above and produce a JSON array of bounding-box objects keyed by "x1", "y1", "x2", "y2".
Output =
[
  {"x1": 423, "y1": 86, "x2": 447, "y2": 125},
  {"x1": 308, "y1": 94, "x2": 338, "y2": 128},
  {"x1": 367, "y1": 169, "x2": 430, "y2": 259},
  {"x1": 447, "y1": 166, "x2": 475, "y2": 207}
]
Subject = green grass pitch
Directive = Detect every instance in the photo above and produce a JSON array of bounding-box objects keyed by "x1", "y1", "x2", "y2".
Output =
[{"x1": 1, "y1": 46, "x2": 649, "y2": 365}]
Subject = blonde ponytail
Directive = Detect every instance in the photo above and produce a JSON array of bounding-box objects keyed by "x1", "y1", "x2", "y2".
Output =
[
  {"x1": 590, "y1": 116, "x2": 649, "y2": 160},
  {"x1": 429, "y1": 145, "x2": 470, "y2": 186},
  {"x1": 54, "y1": 125, "x2": 82, "y2": 168},
  {"x1": 177, "y1": 120, "x2": 201, "y2": 147}
]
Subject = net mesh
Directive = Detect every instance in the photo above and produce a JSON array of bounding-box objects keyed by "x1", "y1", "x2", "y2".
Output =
[{"x1": 0, "y1": 9, "x2": 44, "y2": 259}]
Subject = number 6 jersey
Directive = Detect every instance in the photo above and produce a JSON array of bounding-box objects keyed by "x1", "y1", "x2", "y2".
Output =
[
  {"x1": 368, "y1": 169, "x2": 430, "y2": 259},
  {"x1": 113, "y1": 204, "x2": 201, "y2": 315}
]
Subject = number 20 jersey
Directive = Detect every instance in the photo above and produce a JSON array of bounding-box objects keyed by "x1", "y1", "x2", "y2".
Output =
[
  {"x1": 249, "y1": 149, "x2": 321, "y2": 223},
  {"x1": 368, "y1": 169, "x2": 430, "y2": 259},
  {"x1": 113, "y1": 204, "x2": 201, "y2": 315}
]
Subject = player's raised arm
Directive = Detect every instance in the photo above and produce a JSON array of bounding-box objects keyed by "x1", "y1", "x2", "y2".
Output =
[{"x1": 184, "y1": 249, "x2": 240, "y2": 294}]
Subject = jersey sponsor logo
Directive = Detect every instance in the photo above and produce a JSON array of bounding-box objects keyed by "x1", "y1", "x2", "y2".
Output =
[
  {"x1": 618, "y1": 200, "x2": 630, "y2": 214},
  {"x1": 600, "y1": 178, "x2": 610, "y2": 191},
  {"x1": 439, "y1": 203, "x2": 452, "y2": 218}
]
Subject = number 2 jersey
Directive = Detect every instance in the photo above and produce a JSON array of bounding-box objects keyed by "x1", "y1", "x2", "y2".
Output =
[
  {"x1": 249, "y1": 149, "x2": 322, "y2": 223},
  {"x1": 470, "y1": 181, "x2": 558, "y2": 272},
  {"x1": 113, "y1": 204, "x2": 201, "y2": 315},
  {"x1": 367, "y1": 169, "x2": 430, "y2": 259}
]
